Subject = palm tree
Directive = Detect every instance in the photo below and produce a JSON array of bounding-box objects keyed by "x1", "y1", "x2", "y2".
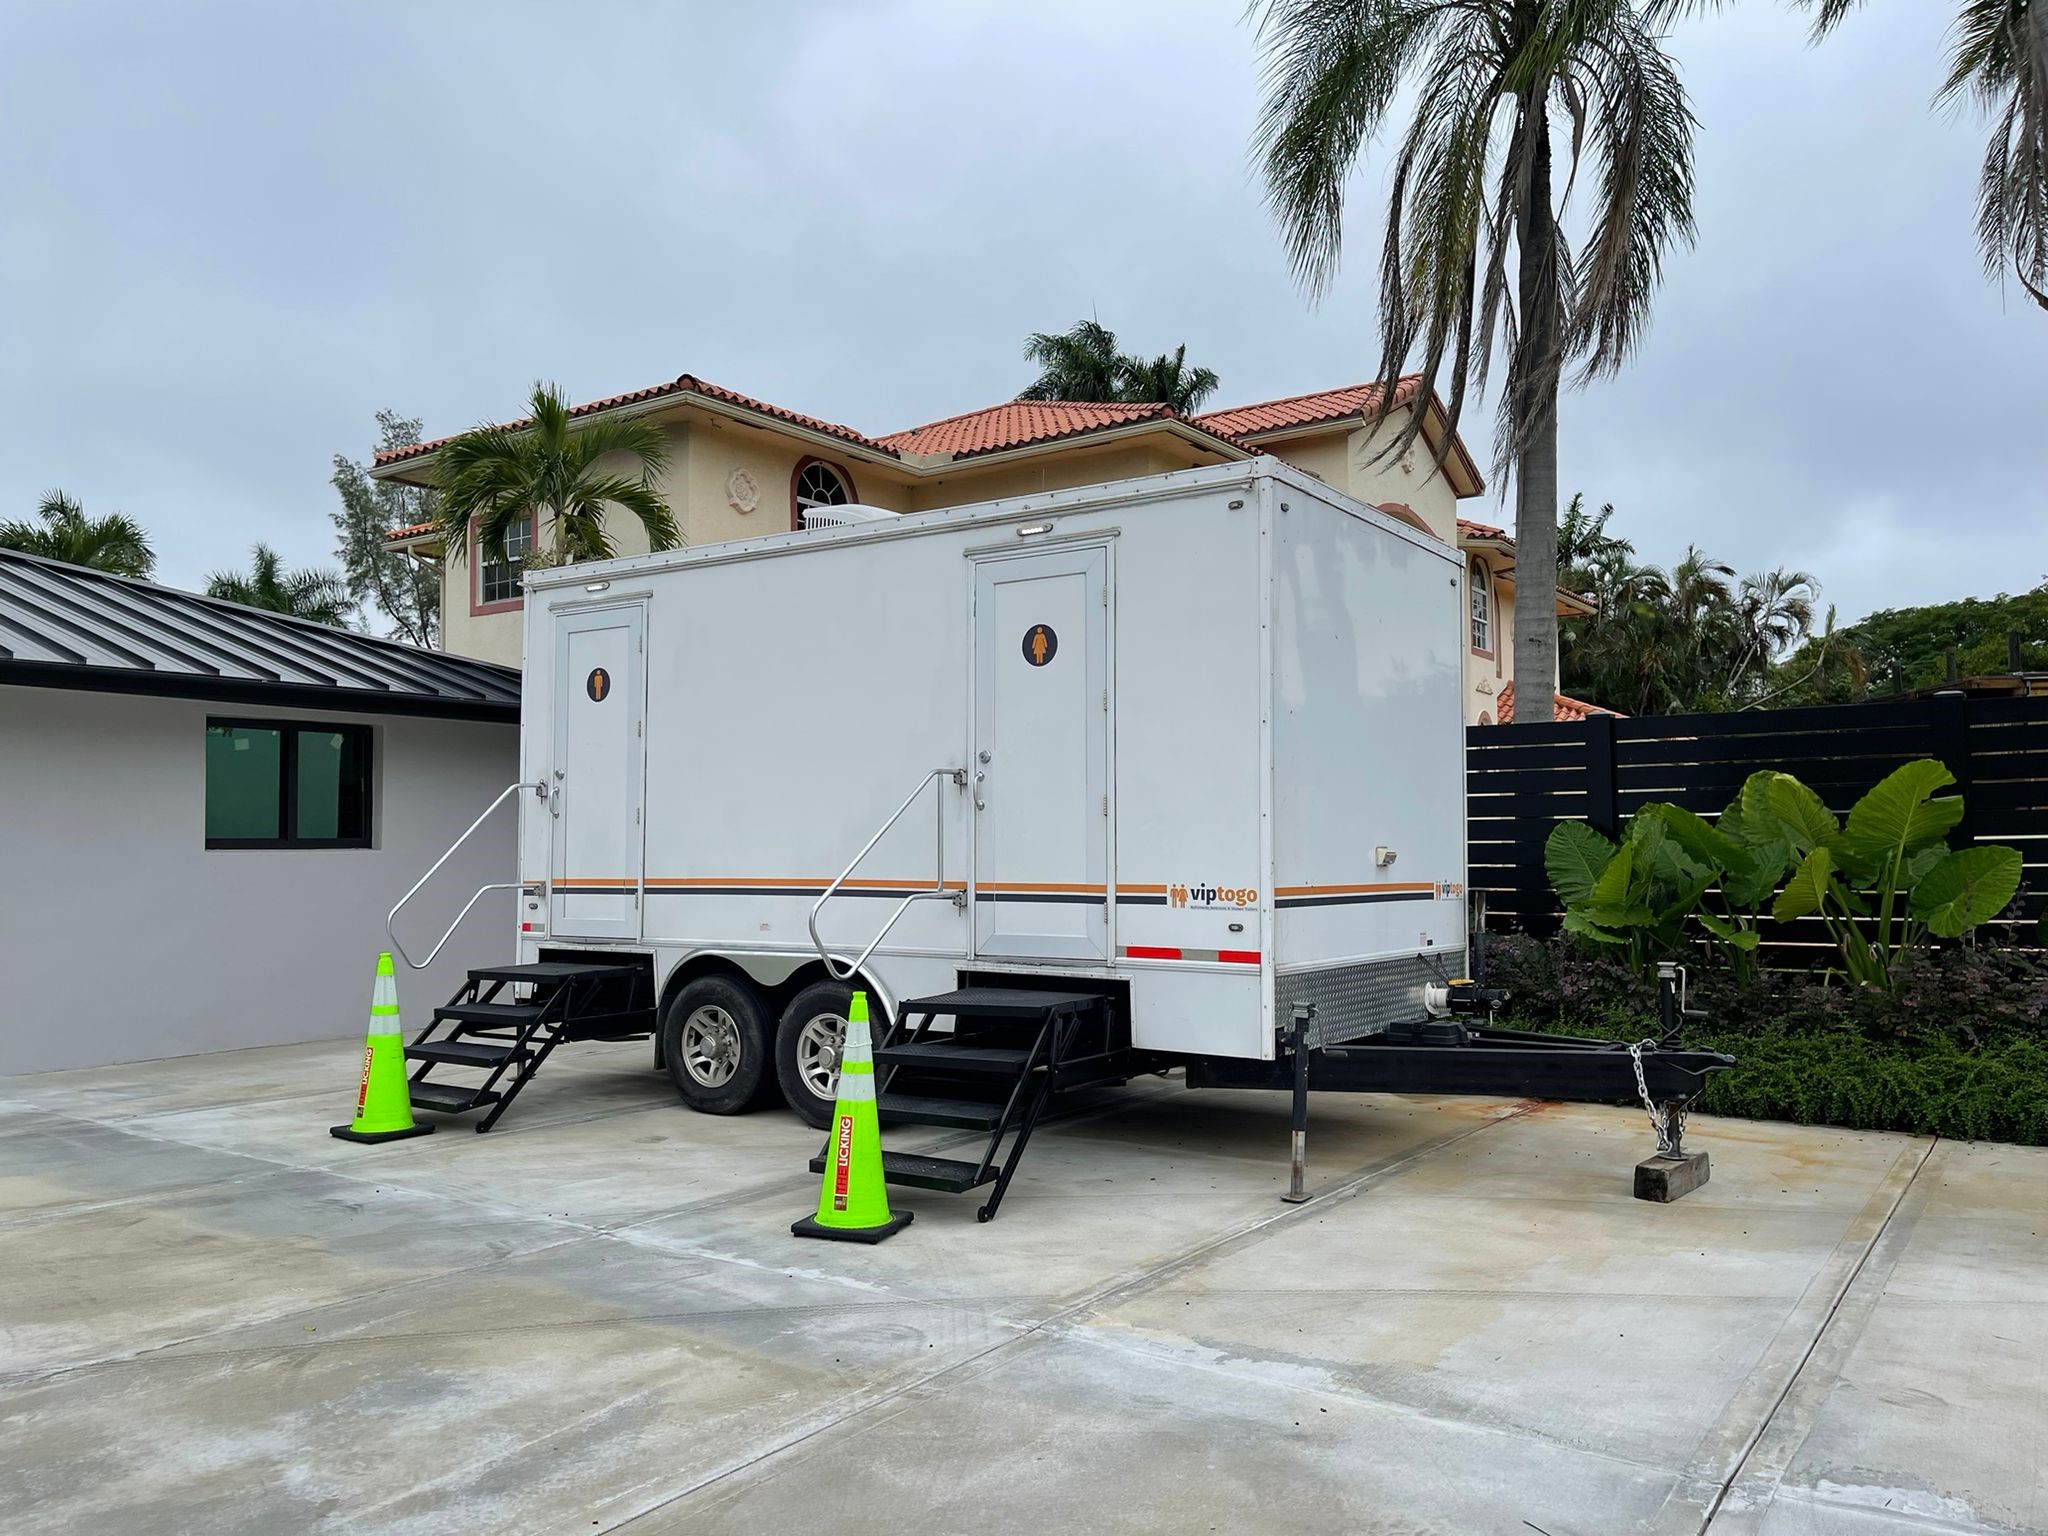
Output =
[
  {"x1": 1253, "y1": 0, "x2": 1703, "y2": 720},
  {"x1": 205, "y1": 544, "x2": 353, "y2": 626},
  {"x1": 1727, "y1": 567, "x2": 1820, "y2": 692},
  {"x1": 1017, "y1": 321, "x2": 1222, "y2": 411},
  {"x1": 1118, "y1": 345, "x2": 1222, "y2": 413},
  {"x1": 434, "y1": 381, "x2": 678, "y2": 571},
  {"x1": 0, "y1": 491, "x2": 155, "y2": 577},
  {"x1": 1804, "y1": 0, "x2": 2046, "y2": 313}
]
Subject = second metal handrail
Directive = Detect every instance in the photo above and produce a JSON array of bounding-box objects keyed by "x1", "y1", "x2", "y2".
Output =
[
  {"x1": 808, "y1": 767, "x2": 968, "y2": 982},
  {"x1": 387, "y1": 780, "x2": 543, "y2": 970}
]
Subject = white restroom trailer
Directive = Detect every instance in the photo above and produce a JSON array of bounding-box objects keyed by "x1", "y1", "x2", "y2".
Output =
[
  {"x1": 486, "y1": 458, "x2": 1732, "y2": 1210},
  {"x1": 513, "y1": 460, "x2": 1475, "y2": 1118}
]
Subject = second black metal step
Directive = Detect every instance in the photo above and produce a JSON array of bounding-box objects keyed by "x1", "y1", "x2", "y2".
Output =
[
  {"x1": 806, "y1": 1149, "x2": 995, "y2": 1192},
  {"x1": 875, "y1": 1040, "x2": 1033, "y2": 1074},
  {"x1": 878, "y1": 1093, "x2": 1004, "y2": 1130},
  {"x1": 435, "y1": 1001, "x2": 543, "y2": 1027},
  {"x1": 407, "y1": 1040, "x2": 518, "y2": 1068}
]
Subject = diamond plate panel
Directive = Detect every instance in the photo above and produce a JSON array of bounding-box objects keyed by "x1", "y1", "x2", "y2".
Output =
[{"x1": 1277, "y1": 950, "x2": 1466, "y2": 1049}]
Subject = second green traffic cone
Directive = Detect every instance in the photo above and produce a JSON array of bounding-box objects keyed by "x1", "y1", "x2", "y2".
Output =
[{"x1": 792, "y1": 991, "x2": 911, "y2": 1242}]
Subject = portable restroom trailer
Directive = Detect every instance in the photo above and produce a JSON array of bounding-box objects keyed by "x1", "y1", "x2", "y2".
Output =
[{"x1": 486, "y1": 460, "x2": 1726, "y2": 1214}]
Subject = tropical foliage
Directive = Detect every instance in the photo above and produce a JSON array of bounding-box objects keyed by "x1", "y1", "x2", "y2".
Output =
[
  {"x1": 434, "y1": 382, "x2": 678, "y2": 570},
  {"x1": 1017, "y1": 320, "x2": 1221, "y2": 413},
  {"x1": 1770, "y1": 585, "x2": 2048, "y2": 704},
  {"x1": 331, "y1": 409, "x2": 440, "y2": 647},
  {"x1": 1546, "y1": 763, "x2": 2024, "y2": 990},
  {"x1": 1803, "y1": 0, "x2": 2047, "y2": 314},
  {"x1": 204, "y1": 543, "x2": 353, "y2": 626},
  {"x1": 0, "y1": 491, "x2": 155, "y2": 578},
  {"x1": 1252, "y1": 0, "x2": 1705, "y2": 721},
  {"x1": 1557, "y1": 496, "x2": 1822, "y2": 714}
]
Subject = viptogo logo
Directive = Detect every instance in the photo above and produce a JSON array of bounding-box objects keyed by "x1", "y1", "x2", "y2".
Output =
[{"x1": 1170, "y1": 882, "x2": 1258, "y2": 909}]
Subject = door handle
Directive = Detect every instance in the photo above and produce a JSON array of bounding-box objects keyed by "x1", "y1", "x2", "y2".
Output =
[
  {"x1": 549, "y1": 785, "x2": 561, "y2": 817},
  {"x1": 973, "y1": 770, "x2": 986, "y2": 810}
]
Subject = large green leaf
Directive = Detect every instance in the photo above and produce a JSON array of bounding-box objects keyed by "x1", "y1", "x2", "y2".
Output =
[
  {"x1": 1773, "y1": 846, "x2": 1838, "y2": 922},
  {"x1": 1640, "y1": 803, "x2": 1741, "y2": 875},
  {"x1": 1765, "y1": 774, "x2": 1843, "y2": 856},
  {"x1": 1562, "y1": 912, "x2": 1628, "y2": 944},
  {"x1": 1585, "y1": 843, "x2": 1642, "y2": 921},
  {"x1": 1698, "y1": 911, "x2": 1762, "y2": 950},
  {"x1": 1720, "y1": 842, "x2": 1786, "y2": 910},
  {"x1": 1909, "y1": 845, "x2": 2024, "y2": 937},
  {"x1": 1840, "y1": 760, "x2": 1963, "y2": 864},
  {"x1": 1545, "y1": 821, "x2": 1616, "y2": 907}
]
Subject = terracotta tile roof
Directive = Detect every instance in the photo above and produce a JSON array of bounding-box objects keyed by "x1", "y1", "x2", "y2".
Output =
[
  {"x1": 374, "y1": 374, "x2": 890, "y2": 469},
  {"x1": 386, "y1": 520, "x2": 435, "y2": 542},
  {"x1": 1494, "y1": 682, "x2": 1621, "y2": 723},
  {"x1": 875, "y1": 400, "x2": 1240, "y2": 459},
  {"x1": 1457, "y1": 517, "x2": 1508, "y2": 541},
  {"x1": 1192, "y1": 377, "x2": 1422, "y2": 439}
]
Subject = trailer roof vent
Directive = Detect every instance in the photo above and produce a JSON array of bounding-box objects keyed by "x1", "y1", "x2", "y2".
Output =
[{"x1": 801, "y1": 503, "x2": 900, "y2": 531}]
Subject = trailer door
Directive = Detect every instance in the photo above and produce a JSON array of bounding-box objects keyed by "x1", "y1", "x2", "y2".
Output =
[
  {"x1": 971, "y1": 545, "x2": 1109, "y2": 961},
  {"x1": 549, "y1": 604, "x2": 646, "y2": 940}
]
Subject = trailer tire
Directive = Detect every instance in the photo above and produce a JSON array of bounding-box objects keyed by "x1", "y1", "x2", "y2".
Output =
[
  {"x1": 775, "y1": 980, "x2": 871, "y2": 1130},
  {"x1": 660, "y1": 975, "x2": 772, "y2": 1116}
]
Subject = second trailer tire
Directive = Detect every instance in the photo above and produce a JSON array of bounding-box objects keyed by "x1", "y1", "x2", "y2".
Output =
[
  {"x1": 775, "y1": 980, "x2": 869, "y2": 1130},
  {"x1": 661, "y1": 975, "x2": 773, "y2": 1115}
]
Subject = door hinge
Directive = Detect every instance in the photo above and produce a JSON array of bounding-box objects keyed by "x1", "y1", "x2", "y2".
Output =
[
  {"x1": 637, "y1": 720, "x2": 643, "y2": 737},
  {"x1": 635, "y1": 808, "x2": 642, "y2": 824},
  {"x1": 1101, "y1": 794, "x2": 1108, "y2": 816},
  {"x1": 1102, "y1": 688, "x2": 1108, "y2": 711}
]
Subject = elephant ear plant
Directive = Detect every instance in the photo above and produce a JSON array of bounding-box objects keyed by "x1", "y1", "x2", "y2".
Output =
[
  {"x1": 1545, "y1": 760, "x2": 2023, "y2": 990},
  {"x1": 1767, "y1": 761, "x2": 2023, "y2": 991}
]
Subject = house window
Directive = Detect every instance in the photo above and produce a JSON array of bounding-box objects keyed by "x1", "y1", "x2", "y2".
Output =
[
  {"x1": 1469, "y1": 559, "x2": 1492, "y2": 654},
  {"x1": 478, "y1": 515, "x2": 536, "y2": 607},
  {"x1": 205, "y1": 719, "x2": 372, "y2": 849},
  {"x1": 791, "y1": 459, "x2": 855, "y2": 528}
]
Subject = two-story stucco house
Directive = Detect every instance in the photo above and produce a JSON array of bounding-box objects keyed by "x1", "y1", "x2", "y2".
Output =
[{"x1": 373, "y1": 372, "x2": 1598, "y2": 724}]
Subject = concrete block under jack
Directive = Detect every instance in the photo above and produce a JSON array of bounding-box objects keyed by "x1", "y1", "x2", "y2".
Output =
[{"x1": 1635, "y1": 1150, "x2": 1710, "y2": 1202}]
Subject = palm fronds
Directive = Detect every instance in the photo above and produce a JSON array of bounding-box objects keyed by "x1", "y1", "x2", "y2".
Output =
[{"x1": 0, "y1": 490, "x2": 156, "y2": 577}]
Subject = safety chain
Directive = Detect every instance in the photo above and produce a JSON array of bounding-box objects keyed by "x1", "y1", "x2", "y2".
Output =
[{"x1": 1626, "y1": 1040, "x2": 1686, "y2": 1156}]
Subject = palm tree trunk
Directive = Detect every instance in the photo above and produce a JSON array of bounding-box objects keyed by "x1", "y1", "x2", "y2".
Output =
[{"x1": 1511, "y1": 95, "x2": 1562, "y2": 724}]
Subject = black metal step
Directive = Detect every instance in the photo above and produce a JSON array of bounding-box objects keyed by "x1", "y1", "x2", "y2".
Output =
[
  {"x1": 879, "y1": 1093, "x2": 1004, "y2": 1130},
  {"x1": 469, "y1": 961, "x2": 641, "y2": 985},
  {"x1": 806, "y1": 1149, "x2": 995, "y2": 1193},
  {"x1": 435, "y1": 1001, "x2": 543, "y2": 1026},
  {"x1": 901, "y1": 987, "x2": 1108, "y2": 1022},
  {"x1": 875, "y1": 1040, "x2": 1034, "y2": 1074},
  {"x1": 409, "y1": 1080, "x2": 503, "y2": 1113},
  {"x1": 407, "y1": 1040, "x2": 518, "y2": 1068}
]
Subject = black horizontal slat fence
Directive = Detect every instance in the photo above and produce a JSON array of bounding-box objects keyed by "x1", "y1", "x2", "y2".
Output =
[{"x1": 1467, "y1": 693, "x2": 2048, "y2": 960}]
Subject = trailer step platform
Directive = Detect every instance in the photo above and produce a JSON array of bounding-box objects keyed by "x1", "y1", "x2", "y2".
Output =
[
  {"x1": 824, "y1": 984, "x2": 1121, "y2": 1222},
  {"x1": 404, "y1": 960, "x2": 653, "y2": 1132},
  {"x1": 807, "y1": 1149, "x2": 995, "y2": 1193}
]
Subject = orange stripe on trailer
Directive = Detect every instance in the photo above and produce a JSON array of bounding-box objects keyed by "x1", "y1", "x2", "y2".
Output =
[
  {"x1": 1272, "y1": 881, "x2": 1438, "y2": 897},
  {"x1": 977, "y1": 881, "x2": 1109, "y2": 894}
]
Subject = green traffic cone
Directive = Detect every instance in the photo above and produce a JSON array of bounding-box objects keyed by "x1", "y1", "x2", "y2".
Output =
[
  {"x1": 793, "y1": 991, "x2": 911, "y2": 1242},
  {"x1": 330, "y1": 952, "x2": 434, "y2": 1144}
]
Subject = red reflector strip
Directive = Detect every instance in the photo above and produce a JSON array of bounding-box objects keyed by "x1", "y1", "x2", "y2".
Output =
[
  {"x1": 1119, "y1": 945, "x2": 1263, "y2": 965},
  {"x1": 520, "y1": 922, "x2": 534, "y2": 932}
]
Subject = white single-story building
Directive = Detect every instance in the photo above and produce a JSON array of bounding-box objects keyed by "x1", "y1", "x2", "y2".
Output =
[{"x1": 0, "y1": 549, "x2": 521, "y2": 1075}]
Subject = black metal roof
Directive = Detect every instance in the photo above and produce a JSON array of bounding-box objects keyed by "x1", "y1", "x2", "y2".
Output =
[{"x1": 0, "y1": 548, "x2": 519, "y2": 722}]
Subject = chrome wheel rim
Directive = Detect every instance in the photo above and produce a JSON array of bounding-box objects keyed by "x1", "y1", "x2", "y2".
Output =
[
  {"x1": 680, "y1": 1005, "x2": 743, "y2": 1088},
  {"x1": 795, "y1": 1012, "x2": 846, "y2": 1102}
]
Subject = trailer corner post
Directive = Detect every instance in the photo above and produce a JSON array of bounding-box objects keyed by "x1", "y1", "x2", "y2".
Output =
[{"x1": 1282, "y1": 1004, "x2": 1314, "y2": 1204}]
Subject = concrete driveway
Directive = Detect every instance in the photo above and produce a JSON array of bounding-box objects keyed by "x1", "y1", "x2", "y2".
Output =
[{"x1": 3, "y1": 1036, "x2": 2042, "y2": 1535}]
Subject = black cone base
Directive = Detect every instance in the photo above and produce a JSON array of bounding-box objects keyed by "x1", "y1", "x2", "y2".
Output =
[
  {"x1": 329, "y1": 1122, "x2": 436, "y2": 1144},
  {"x1": 791, "y1": 1209, "x2": 914, "y2": 1243}
]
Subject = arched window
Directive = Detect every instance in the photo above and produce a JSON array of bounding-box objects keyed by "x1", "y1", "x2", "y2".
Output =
[
  {"x1": 1469, "y1": 558, "x2": 1492, "y2": 654},
  {"x1": 791, "y1": 458, "x2": 855, "y2": 528}
]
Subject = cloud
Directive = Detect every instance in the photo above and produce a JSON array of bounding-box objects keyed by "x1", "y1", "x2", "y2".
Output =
[{"x1": 1, "y1": 0, "x2": 2040, "y2": 617}]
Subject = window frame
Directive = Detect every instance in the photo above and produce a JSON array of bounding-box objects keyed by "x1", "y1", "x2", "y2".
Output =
[
  {"x1": 789, "y1": 457, "x2": 857, "y2": 530},
  {"x1": 204, "y1": 717, "x2": 374, "y2": 851},
  {"x1": 1469, "y1": 557, "x2": 1493, "y2": 658},
  {"x1": 472, "y1": 512, "x2": 538, "y2": 616}
]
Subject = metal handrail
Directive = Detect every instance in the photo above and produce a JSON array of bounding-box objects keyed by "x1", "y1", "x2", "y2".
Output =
[
  {"x1": 387, "y1": 780, "x2": 543, "y2": 970},
  {"x1": 808, "y1": 766, "x2": 967, "y2": 982}
]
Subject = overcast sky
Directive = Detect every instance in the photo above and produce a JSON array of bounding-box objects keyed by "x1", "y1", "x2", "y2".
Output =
[{"x1": 2, "y1": 0, "x2": 2042, "y2": 627}]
